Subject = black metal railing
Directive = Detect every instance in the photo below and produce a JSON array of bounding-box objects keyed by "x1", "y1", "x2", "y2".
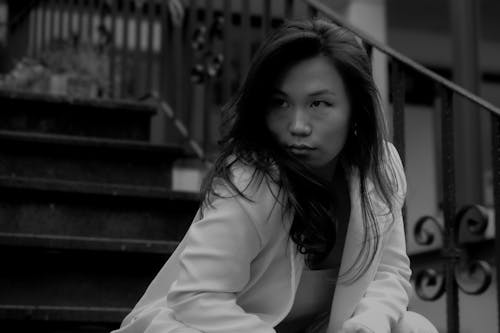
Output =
[{"x1": 302, "y1": 0, "x2": 500, "y2": 332}]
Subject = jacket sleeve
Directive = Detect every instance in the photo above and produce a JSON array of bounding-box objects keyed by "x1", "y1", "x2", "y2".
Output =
[
  {"x1": 165, "y1": 172, "x2": 279, "y2": 333},
  {"x1": 342, "y1": 143, "x2": 412, "y2": 333}
]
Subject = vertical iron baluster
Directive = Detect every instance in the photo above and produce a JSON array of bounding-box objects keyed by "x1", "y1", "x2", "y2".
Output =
[
  {"x1": 87, "y1": 0, "x2": 94, "y2": 43},
  {"x1": 390, "y1": 60, "x2": 407, "y2": 229},
  {"x1": 57, "y1": 0, "x2": 64, "y2": 40},
  {"x1": 183, "y1": 0, "x2": 195, "y2": 130},
  {"x1": 77, "y1": 0, "x2": 83, "y2": 40},
  {"x1": 391, "y1": 60, "x2": 406, "y2": 166},
  {"x1": 121, "y1": 0, "x2": 131, "y2": 98},
  {"x1": 56, "y1": 0, "x2": 61, "y2": 40},
  {"x1": 222, "y1": 0, "x2": 232, "y2": 102},
  {"x1": 99, "y1": 0, "x2": 107, "y2": 42},
  {"x1": 109, "y1": 0, "x2": 117, "y2": 98},
  {"x1": 438, "y1": 84, "x2": 459, "y2": 333},
  {"x1": 32, "y1": 1, "x2": 40, "y2": 56},
  {"x1": 203, "y1": 0, "x2": 214, "y2": 153},
  {"x1": 39, "y1": 0, "x2": 46, "y2": 51},
  {"x1": 96, "y1": 0, "x2": 104, "y2": 46},
  {"x1": 160, "y1": 0, "x2": 171, "y2": 101},
  {"x1": 46, "y1": 0, "x2": 52, "y2": 48},
  {"x1": 146, "y1": 0, "x2": 154, "y2": 93},
  {"x1": 49, "y1": 0, "x2": 56, "y2": 44},
  {"x1": 173, "y1": 0, "x2": 184, "y2": 116},
  {"x1": 491, "y1": 112, "x2": 500, "y2": 333},
  {"x1": 187, "y1": 0, "x2": 202, "y2": 146},
  {"x1": 68, "y1": 0, "x2": 74, "y2": 39},
  {"x1": 241, "y1": 0, "x2": 250, "y2": 74},
  {"x1": 134, "y1": 0, "x2": 141, "y2": 97},
  {"x1": 285, "y1": 0, "x2": 294, "y2": 19}
]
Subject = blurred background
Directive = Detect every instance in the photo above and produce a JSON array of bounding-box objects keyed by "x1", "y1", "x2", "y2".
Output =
[{"x1": 0, "y1": 0, "x2": 499, "y2": 332}]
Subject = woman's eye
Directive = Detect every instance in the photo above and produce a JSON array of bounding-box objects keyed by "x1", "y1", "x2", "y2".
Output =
[
  {"x1": 310, "y1": 100, "x2": 332, "y2": 108},
  {"x1": 270, "y1": 98, "x2": 289, "y2": 109}
]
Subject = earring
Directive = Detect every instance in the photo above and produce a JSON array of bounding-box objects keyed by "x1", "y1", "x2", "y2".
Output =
[{"x1": 353, "y1": 123, "x2": 358, "y2": 137}]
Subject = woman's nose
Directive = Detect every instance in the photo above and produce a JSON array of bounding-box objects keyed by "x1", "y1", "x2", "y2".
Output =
[{"x1": 289, "y1": 109, "x2": 312, "y2": 136}]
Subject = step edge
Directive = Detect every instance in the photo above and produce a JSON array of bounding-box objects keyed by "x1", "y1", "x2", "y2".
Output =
[
  {"x1": 0, "y1": 304, "x2": 129, "y2": 323},
  {"x1": 0, "y1": 130, "x2": 191, "y2": 156},
  {"x1": 0, "y1": 232, "x2": 180, "y2": 254},
  {"x1": 0, "y1": 88, "x2": 157, "y2": 115},
  {"x1": 0, "y1": 175, "x2": 201, "y2": 201}
]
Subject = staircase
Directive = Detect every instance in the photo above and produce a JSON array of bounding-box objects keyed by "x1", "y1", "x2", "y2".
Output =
[{"x1": 0, "y1": 90, "x2": 200, "y2": 332}]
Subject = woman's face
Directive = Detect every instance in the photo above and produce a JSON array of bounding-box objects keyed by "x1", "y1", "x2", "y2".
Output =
[{"x1": 265, "y1": 56, "x2": 351, "y2": 178}]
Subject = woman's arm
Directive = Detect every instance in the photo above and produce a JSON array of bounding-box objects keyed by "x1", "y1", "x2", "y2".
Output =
[
  {"x1": 166, "y1": 191, "x2": 276, "y2": 333},
  {"x1": 340, "y1": 143, "x2": 412, "y2": 333},
  {"x1": 161, "y1": 167, "x2": 281, "y2": 333}
]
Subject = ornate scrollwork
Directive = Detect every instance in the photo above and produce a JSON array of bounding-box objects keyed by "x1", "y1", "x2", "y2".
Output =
[
  {"x1": 456, "y1": 204, "x2": 489, "y2": 238},
  {"x1": 413, "y1": 215, "x2": 443, "y2": 246},
  {"x1": 414, "y1": 268, "x2": 445, "y2": 301},
  {"x1": 412, "y1": 205, "x2": 493, "y2": 301},
  {"x1": 455, "y1": 260, "x2": 492, "y2": 295}
]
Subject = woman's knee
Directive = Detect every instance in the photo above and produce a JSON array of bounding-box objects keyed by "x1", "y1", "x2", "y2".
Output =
[{"x1": 392, "y1": 311, "x2": 439, "y2": 333}]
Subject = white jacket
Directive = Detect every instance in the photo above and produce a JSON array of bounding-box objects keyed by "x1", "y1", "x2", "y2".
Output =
[{"x1": 113, "y1": 143, "x2": 412, "y2": 333}]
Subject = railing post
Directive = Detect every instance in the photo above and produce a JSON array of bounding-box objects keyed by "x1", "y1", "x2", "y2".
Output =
[
  {"x1": 450, "y1": 0, "x2": 483, "y2": 208},
  {"x1": 160, "y1": 0, "x2": 170, "y2": 102},
  {"x1": 30, "y1": 1, "x2": 39, "y2": 57},
  {"x1": 120, "y1": 0, "x2": 131, "y2": 98},
  {"x1": 202, "y1": 0, "x2": 213, "y2": 152},
  {"x1": 146, "y1": 0, "x2": 155, "y2": 94},
  {"x1": 390, "y1": 61, "x2": 406, "y2": 165},
  {"x1": 222, "y1": 0, "x2": 233, "y2": 102},
  {"x1": 77, "y1": 0, "x2": 84, "y2": 43},
  {"x1": 48, "y1": 0, "x2": 56, "y2": 44},
  {"x1": 390, "y1": 60, "x2": 406, "y2": 229},
  {"x1": 0, "y1": 0, "x2": 7, "y2": 72},
  {"x1": 491, "y1": 113, "x2": 500, "y2": 333},
  {"x1": 183, "y1": 0, "x2": 195, "y2": 131},
  {"x1": 109, "y1": 0, "x2": 117, "y2": 98},
  {"x1": 133, "y1": 0, "x2": 142, "y2": 96},
  {"x1": 438, "y1": 84, "x2": 459, "y2": 333},
  {"x1": 40, "y1": 0, "x2": 48, "y2": 52}
]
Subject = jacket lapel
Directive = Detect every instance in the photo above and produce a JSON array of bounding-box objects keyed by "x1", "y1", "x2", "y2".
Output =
[{"x1": 326, "y1": 172, "x2": 374, "y2": 332}]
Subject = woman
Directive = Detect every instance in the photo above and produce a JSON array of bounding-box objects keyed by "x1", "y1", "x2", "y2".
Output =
[{"x1": 113, "y1": 19, "x2": 438, "y2": 333}]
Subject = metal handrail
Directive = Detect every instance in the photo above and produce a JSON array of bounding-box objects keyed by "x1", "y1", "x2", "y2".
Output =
[{"x1": 303, "y1": 0, "x2": 500, "y2": 117}]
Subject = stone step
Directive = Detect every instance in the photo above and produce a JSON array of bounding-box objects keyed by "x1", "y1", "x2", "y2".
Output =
[
  {"x1": 0, "y1": 89, "x2": 156, "y2": 140},
  {"x1": 0, "y1": 304, "x2": 127, "y2": 326},
  {"x1": 0, "y1": 232, "x2": 179, "y2": 254},
  {"x1": 0, "y1": 175, "x2": 199, "y2": 241},
  {"x1": 0, "y1": 130, "x2": 190, "y2": 188},
  {"x1": 0, "y1": 245, "x2": 166, "y2": 312}
]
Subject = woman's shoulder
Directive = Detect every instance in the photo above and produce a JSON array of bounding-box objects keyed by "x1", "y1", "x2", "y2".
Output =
[
  {"x1": 362, "y1": 141, "x2": 407, "y2": 207},
  {"x1": 216, "y1": 155, "x2": 280, "y2": 196},
  {"x1": 209, "y1": 157, "x2": 287, "y2": 234},
  {"x1": 382, "y1": 141, "x2": 407, "y2": 199}
]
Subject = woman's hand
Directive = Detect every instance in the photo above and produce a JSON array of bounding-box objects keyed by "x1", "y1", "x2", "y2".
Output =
[{"x1": 338, "y1": 321, "x2": 374, "y2": 333}]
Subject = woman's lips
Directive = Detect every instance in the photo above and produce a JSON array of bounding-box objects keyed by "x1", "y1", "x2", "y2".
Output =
[{"x1": 287, "y1": 145, "x2": 316, "y2": 155}]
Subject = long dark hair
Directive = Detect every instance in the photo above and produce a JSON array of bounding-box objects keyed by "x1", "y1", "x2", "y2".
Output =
[{"x1": 200, "y1": 19, "x2": 399, "y2": 282}]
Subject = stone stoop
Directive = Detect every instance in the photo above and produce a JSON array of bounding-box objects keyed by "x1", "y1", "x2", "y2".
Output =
[{"x1": 0, "y1": 90, "x2": 201, "y2": 332}]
